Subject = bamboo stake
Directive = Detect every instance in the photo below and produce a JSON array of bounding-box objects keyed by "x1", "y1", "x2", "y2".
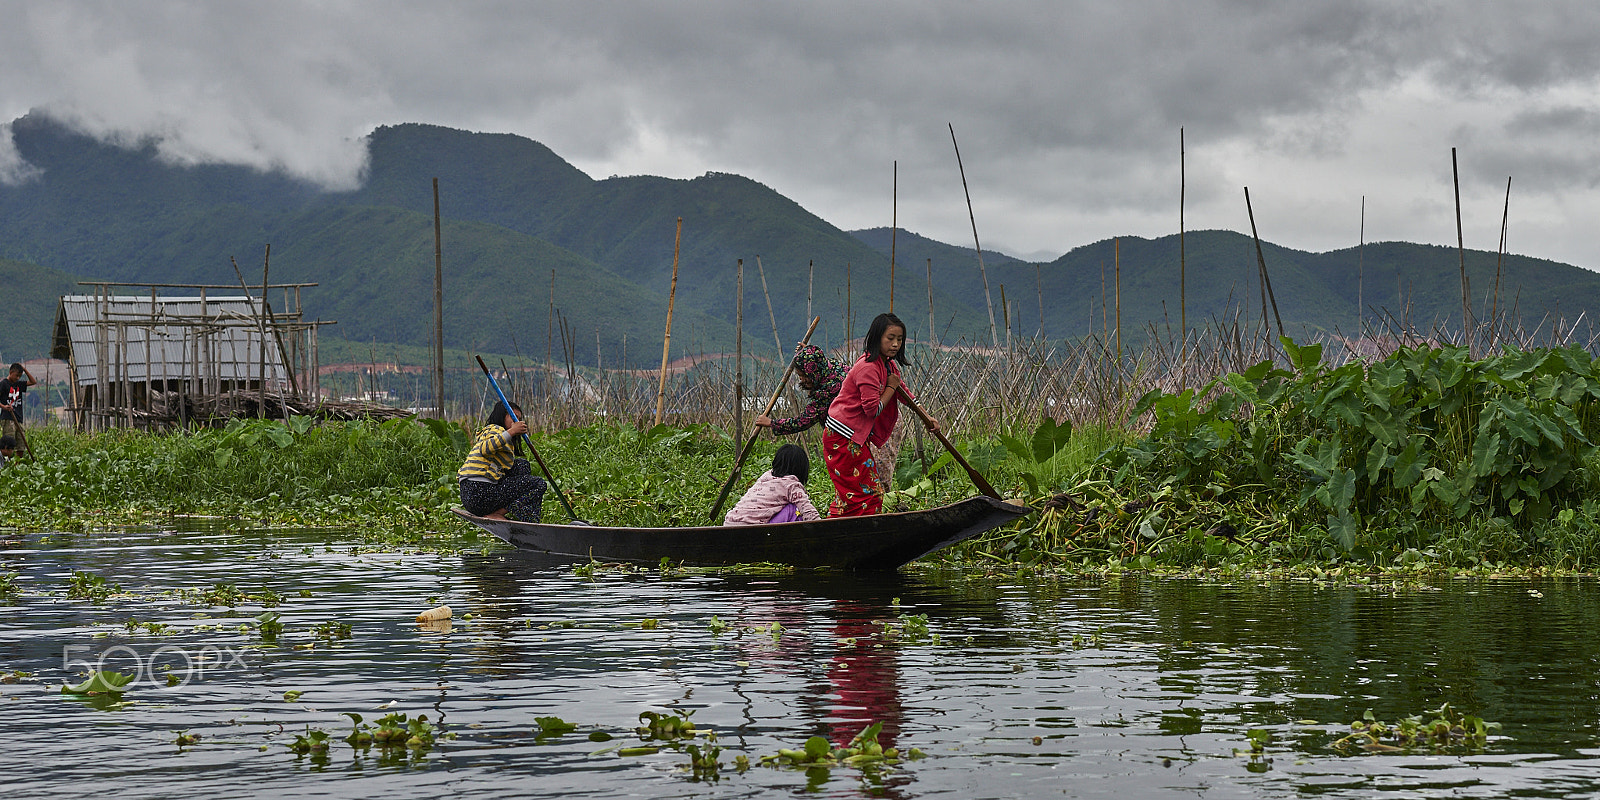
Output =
[
  {"x1": 1243, "y1": 187, "x2": 1284, "y2": 338},
  {"x1": 736, "y1": 258, "x2": 744, "y2": 443},
  {"x1": 1358, "y1": 196, "x2": 1365, "y2": 338},
  {"x1": 890, "y1": 160, "x2": 897, "y2": 312},
  {"x1": 1180, "y1": 127, "x2": 1186, "y2": 356},
  {"x1": 654, "y1": 218, "x2": 682, "y2": 425},
  {"x1": 927, "y1": 258, "x2": 937, "y2": 349},
  {"x1": 807, "y1": 260, "x2": 814, "y2": 329},
  {"x1": 949, "y1": 123, "x2": 1000, "y2": 348},
  {"x1": 1114, "y1": 238, "x2": 1122, "y2": 382},
  {"x1": 1493, "y1": 176, "x2": 1511, "y2": 349},
  {"x1": 755, "y1": 255, "x2": 782, "y2": 357},
  {"x1": 433, "y1": 177, "x2": 445, "y2": 417},
  {"x1": 1453, "y1": 147, "x2": 1471, "y2": 343}
]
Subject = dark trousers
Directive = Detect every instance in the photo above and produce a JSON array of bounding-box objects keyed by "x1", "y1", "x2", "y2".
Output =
[{"x1": 460, "y1": 459, "x2": 547, "y2": 522}]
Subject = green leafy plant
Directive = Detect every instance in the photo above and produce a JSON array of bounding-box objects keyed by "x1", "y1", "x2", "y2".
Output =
[
  {"x1": 67, "y1": 571, "x2": 119, "y2": 603},
  {"x1": 61, "y1": 670, "x2": 134, "y2": 695}
]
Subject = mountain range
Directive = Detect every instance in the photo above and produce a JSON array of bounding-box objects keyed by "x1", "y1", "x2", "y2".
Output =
[{"x1": 2, "y1": 112, "x2": 1597, "y2": 367}]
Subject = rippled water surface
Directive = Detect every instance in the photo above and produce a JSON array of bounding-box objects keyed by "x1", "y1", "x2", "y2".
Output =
[{"x1": 3, "y1": 524, "x2": 1599, "y2": 798}]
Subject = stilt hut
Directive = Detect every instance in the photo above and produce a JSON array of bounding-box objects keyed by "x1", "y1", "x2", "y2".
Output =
[{"x1": 50, "y1": 282, "x2": 324, "y2": 429}]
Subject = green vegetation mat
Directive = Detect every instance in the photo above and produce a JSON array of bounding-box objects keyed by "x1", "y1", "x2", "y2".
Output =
[{"x1": 4, "y1": 341, "x2": 1600, "y2": 574}]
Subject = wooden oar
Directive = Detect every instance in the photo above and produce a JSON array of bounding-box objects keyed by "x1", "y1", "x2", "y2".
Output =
[
  {"x1": 708, "y1": 316, "x2": 822, "y2": 523},
  {"x1": 895, "y1": 386, "x2": 1002, "y2": 500},
  {"x1": 474, "y1": 355, "x2": 586, "y2": 524}
]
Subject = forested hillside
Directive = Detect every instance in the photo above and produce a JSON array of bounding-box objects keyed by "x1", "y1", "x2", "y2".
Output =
[{"x1": 2, "y1": 112, "x2": 1597, "y2": 367}]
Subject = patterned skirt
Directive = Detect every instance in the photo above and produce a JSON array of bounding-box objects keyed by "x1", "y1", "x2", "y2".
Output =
[{"x1": 823, "y1": 430, "x2": 883, "y2": 517}]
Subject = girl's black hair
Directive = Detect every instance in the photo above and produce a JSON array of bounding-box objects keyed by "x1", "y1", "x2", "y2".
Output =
[
  {"x1": 862, "y1": 312, "x2": 910, "y2": 365},
  {"x1": 770, "y1": 443, "x2": 810, "y2": 485},
  {"x1": 487, "y1": 401, "x2": 524, "y2": 428}
]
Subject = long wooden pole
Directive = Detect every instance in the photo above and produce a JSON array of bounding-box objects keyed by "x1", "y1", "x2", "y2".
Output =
[
  {"x1": 654, "y1": 218, "x2": 683, "y2": 425},
  {"x1": 736, "y1": 259, "x2": 744, "y2": 443},
  {"x1": 1493, "y1": 176, "x2": 1511, "y2": 346},
  {"x1": 1453, "y1": 147, "x2": 1471, "y2": 341},
  {"x1": 890, "y1": 160, "x2": 897, "y2": 312},
  {"x1": 949, "y1": 123, "x2": 999, "y2": 348},
  {"x1": 756, "y1": 255, "x2": 782, "y2": 357},
  {"x1": 1114, "y1": 238, "x2": 1122, "y2": 380},
  {"x1": 1358, "y1": 196, "x2": 1365, "y2": 337},
  {"x1": 708, "y1": 317, "x2": 821, "y2": 522},
  {"x1": 894, "y1": 386, "x2": 1001, "y2": 499},
  {"x1": 1180, "y1": 127, "x2": 1186, "y2": 355},
  {"x1": 433, "y1": 177, "x2": 445, "y2": 417},
  {"x1": 1244, "y1": 187, "x2": 1284, "y2": 338},
  {"x1": 926, "y1": 258, "x2": 937, "y2": 348}
]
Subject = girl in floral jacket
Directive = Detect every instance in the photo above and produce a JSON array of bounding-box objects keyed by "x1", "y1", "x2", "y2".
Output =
[{"x1": 754, "y1": 343, "x2": 846, "y2": 435}]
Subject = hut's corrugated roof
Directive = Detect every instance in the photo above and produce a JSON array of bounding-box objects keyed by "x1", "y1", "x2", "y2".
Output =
[{"x1": 52, "y1": 295, "x2": 288, "y2": 386}]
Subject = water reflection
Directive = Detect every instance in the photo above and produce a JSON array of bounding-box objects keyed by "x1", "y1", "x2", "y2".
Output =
[{"x1": 4, "y1": 527, "x2": 1600, "y2": 799}]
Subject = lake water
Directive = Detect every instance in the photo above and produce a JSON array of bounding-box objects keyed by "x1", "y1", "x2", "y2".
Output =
[{"x1": 3, "y1": 524, "x2": 1599, "y2": 798}]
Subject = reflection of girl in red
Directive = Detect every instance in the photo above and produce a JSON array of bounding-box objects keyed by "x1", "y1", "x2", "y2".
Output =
[{"x1": 827, "y1": 602, "x2": 903, "y2": 749}]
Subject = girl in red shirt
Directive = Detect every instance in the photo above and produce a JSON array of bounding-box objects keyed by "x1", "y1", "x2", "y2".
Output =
[{"x1": 822, "y1": 313, "x2": 939, "y2": 516}]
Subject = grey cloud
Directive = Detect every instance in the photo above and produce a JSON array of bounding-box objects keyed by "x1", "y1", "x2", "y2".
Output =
[{"x1": 4, "y1": 1, "x2": 1600, "y2": 265}]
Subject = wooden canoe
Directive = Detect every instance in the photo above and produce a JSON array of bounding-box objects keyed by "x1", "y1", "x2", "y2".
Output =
[{"x1": 451, "y1": 495, "x2": 1031, "y2": 570}]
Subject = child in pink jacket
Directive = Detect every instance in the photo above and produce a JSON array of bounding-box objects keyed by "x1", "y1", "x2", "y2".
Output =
[{"x1": 723, "y1": 444, "x2": 822, "y2": 525}]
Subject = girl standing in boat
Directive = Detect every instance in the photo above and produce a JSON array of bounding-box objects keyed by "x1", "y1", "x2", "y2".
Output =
[
  {"x1": 753, "y1": 343, "x2": 847, "y2": 436},
  {"x1": 458, "y1": 401, "x2": 547, "y2": 521},
  {"x1": 823, "y1": 313, "x2": 938, "y2": 517}
]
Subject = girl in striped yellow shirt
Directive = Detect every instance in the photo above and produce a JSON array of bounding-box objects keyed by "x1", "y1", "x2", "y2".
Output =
[{"x1": 457, "y1": 402, "x2": 547, "y2": 521}]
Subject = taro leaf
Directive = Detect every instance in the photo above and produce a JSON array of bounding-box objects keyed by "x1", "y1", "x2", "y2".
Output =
[
  {"x1": 1392, "y1": 439, "x2": 1427, "y2": 488},
  {"x1": 999, "y1": 433, "x2": 1033, "y2": 465},
  {"x1": 287, "y1": 414, "x2": 315, "y2": 436},
  {"x1": 1019, "y1": 472, "x2": 1040, "y2": 497},
  {"x1": 1281, "y1": 337, "x2": 1323, "y2": 374},
  {"x1": 1326, "y1": 469, "x2": 1357, "y2": 512},
  {"x1": 804, "y1": 735, "x2": 832, "y2": 760},
  {"x1": 1365, "y1": 443, "x2": 1390, "y2": 485},
  {"x1": 262, "y1": 425, "x2": 295, "y2": 449},
  {"x1": 1031, "y1": 416, "x2": 1073, "y2": 465},
  {"x1": 1328, "y1": 510, "x2": 1357, "y2": 552},
  {"x1": 62, "y1": 670, "x2": 134, "y2": 695}
]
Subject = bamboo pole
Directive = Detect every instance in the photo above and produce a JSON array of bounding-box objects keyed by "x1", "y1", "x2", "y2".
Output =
[
  {"x1": 890, "y1": 160, "x2": 897, "y2": 312},
  {"x1": 755, "y1": 255, "x2": 782, "y2": 357},
  {"x1": 1035, "y1": 263, "x2": 1043, "y2": 339},
  {"x1": 653, "y1": 218, "x2": 683, "y2": 425},
  {"x1": 949, "y1": 125, "x2": 999, "y2": 348},
  {"x1": 927, "y1": 258, "x2": 937, "y2": 348},
  {"x1": 806, "y1": 260, "x2": 814, "y2": 328},
  {"x1": 1358, "y1": 196, "x2": 1365, "y2": 338},
  {"x1": 1180, "y1": 127, "x2": 1187, "y2": 356},
  {"x1": 1244, "y1": 187, "x2": 1284, "y2": 338},
  {"x1": 1453, "y1": 147, "x2": 1471, "y2": 343},
  {"x1": 1114, "y1": 239, "x2": 1122, "y2": 383},
  {"x1": 1493, "y1": 176, "x2": 1511, "y2": 349},
  {"x1": 433, "y1": 177, "x2": 445, "y2": 417},
  {"x1": 736, "y1": 258, "x2": 744, "y2": 442}
]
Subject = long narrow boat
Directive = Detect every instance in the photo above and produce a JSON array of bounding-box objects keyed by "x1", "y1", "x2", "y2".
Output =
[{"x1": 452, "y1": 495, "x2": 1031, "y2": 570}]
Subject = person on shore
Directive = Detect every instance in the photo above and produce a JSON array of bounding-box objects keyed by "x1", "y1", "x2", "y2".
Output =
[
  {"x1": 0, "y1": 435, "x2": 14, "y2": 468},
  {"x1": 754, "y1": 343, "x2": 846, "y2": 436},
  {"x1": 724, "y1": 443, "x2": 822, "y2": 526},
  {"x1": 458, "y1": 401, "x2": 547, "y2": 522},
  {"x1": 822, "y1": 313, "x2": 938, "y2": 517},
  {"x1": 1, "y1": 362, "x2": 37, "y2": 442}
]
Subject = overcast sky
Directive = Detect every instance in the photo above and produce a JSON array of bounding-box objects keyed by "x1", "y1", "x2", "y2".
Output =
[{"x1": 4, "y1": 1, "x2": 1600, "y2": 268}]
